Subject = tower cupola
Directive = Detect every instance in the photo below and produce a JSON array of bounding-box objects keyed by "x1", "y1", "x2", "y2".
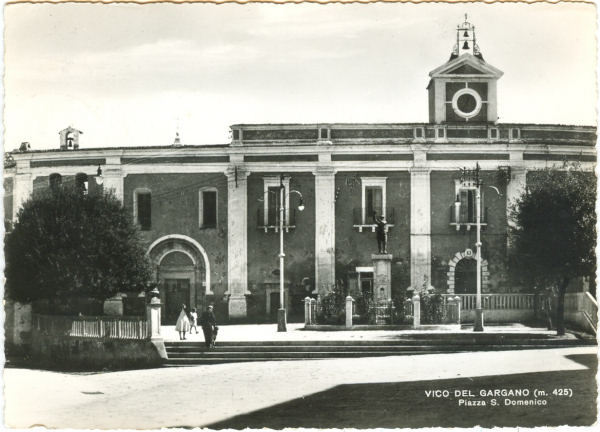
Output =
[{"x1": 427, "y1": 17, "x2": 503, "y2": 124}]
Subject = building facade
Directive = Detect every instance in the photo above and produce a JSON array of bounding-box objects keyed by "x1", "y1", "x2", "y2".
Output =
[{"x1": 4, "y1": 19, "x2": 596, "y2": 323}]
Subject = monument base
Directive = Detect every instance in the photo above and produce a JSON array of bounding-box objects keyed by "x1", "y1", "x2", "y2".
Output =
[{"x1": 371, "y1": 253, "x2": 393, "y2": 302}]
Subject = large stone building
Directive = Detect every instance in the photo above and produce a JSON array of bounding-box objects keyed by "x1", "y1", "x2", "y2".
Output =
[{"x1": 4, "y1": 18, "x2": 596, "y2": 323}]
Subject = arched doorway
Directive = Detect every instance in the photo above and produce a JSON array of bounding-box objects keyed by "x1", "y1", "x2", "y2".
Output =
[
  {"x1": 446, "y1": 249, "x2": 489, "y2": 294},
  {"x1": 147, "y1": 235, "x2": 210, "y2": 324},
  {"x1": 454, "y1": 258, "x2": 476, "y2": 294}
]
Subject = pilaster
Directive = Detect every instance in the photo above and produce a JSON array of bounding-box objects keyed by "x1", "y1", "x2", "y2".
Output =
[
  {"x1": 506, "y1": 165, "x2": 527, "y2": 230},
  {"x1": 410, "y1": 167, "x2": 432, "y2": 292},
  {"x1": 226, "y1": 164, "x2": 250, "y2": 318},
  {"x1": 313, "y1": 165, "x2": 336, "y2": 298},
  {"x1": 103, "y1": 156, "x2": 124, "y2": 202},
  {"x1": 13, "y1": 159, "x2": 32, "y2": 220}
]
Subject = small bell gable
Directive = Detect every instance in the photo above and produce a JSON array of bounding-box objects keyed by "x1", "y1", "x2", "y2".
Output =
[{"x1": 59, "y1": 126, "x2": 83, "y2": 150}]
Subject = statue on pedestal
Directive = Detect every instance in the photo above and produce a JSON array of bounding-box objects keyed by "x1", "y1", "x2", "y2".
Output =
[{"x1": 374, "y1": 213, "x2": 388, "y2": 254}]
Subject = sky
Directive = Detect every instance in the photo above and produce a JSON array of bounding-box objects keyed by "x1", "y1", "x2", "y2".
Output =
[{"x1": 3, "y1": 2, "x2": 597, "y2": 151}]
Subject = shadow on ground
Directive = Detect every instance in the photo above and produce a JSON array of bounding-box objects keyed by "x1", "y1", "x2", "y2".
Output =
[{"x1": 207, "y1": 354, "x2": 597, "y2": 429}]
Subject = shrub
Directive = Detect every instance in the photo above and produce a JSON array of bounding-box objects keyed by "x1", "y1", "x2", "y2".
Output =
[
  {"x1": 317, "y1": 285, "x2": 346, "y2": 324},
  {"x1": 420, "y1": 292, "x2": 447, "y2": 324}
]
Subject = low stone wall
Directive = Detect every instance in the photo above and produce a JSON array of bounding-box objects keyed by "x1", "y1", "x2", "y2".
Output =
[{"x1": 30, "y1": 331, "x2": 166, "y2": 369}]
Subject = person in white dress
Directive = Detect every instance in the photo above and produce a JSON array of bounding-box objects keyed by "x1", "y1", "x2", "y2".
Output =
[{"x1": 175, "y1": 304, "x2": 191, "y2": 340}]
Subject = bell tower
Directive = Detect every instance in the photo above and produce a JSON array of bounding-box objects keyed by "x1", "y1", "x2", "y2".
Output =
[
  {"x1": 453, "y1": 14, "x2": 481, "y2": 59},
  {"x1": 427, "y1": 16, "x2": 503, "y2": 124}
]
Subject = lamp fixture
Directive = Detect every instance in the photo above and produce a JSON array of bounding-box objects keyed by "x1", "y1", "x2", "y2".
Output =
[{"x1": 95, "y1": 165, "x2": 104, "y2": 185}]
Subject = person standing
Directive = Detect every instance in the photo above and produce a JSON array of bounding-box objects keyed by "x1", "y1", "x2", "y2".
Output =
[
  {"x1": 200, "y1": 305, "x2": 217, "y2": 349},
  {"x1": 189, "y1": 307, "x2": 199, "y2": 334},
  {"x1": 374, "y1": 213, "x2": 388, "y2": 254},
  {"x1": 175, "y1": 304, "x2": 190, "y2": 340}
]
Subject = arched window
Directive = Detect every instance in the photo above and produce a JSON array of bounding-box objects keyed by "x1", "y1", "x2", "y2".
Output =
[
  {"x1": 49, "y1": 173, "x2": 62, "y2": 189},
  {"x1": 75, "y1": 173, "x2": 88, "y2": 194}
]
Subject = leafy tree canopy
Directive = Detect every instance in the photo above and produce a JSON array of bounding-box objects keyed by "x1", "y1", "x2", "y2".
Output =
[
  {"x1": 5, "y1": 185, "x2": 152, "y2": 305},
  {"x1": 509, "y1": 166, "x2": 596, "y2": 290}
]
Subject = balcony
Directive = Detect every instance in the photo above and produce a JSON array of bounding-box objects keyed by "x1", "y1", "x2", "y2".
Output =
[
  {"x1": 257, "y1": 208, "x2": 297, "y2": 232},
  {"x1": 353, "y1": 207, "x2": 395, "y2": 232},
  {"x1": 449, "y1": 205, "x2": 488, "y2": 231}
]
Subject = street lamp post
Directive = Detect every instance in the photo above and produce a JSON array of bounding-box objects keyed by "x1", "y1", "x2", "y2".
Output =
[
  {"x1": 275, "y1": 174, "x2": 304, "y2": 332},
  {"x1": 460, "y1": 164, "x2": 484, "y2": 332},
  {"x1": 474, "y1": 163, "x2": 484, "y2": 332},
  {"x1": 278, "y1": 177, "x2": 286, "y2": 332}
]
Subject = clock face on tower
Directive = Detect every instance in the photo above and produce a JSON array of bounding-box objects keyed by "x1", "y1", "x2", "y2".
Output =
[
  {"x1": 452, "y1": 88, "x2": 483, "y2": 119},
  {"x1": 443, "y1": 81, "x2": 489, "y2": 122}
]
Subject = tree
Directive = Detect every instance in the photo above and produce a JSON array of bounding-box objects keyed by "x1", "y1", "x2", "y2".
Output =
[
  {"x1": 508, "y1": 165, "x2": 596, "y2": 335},
  {"x1": 5, "y1": 185, "x2": 152, "y2": 311}
]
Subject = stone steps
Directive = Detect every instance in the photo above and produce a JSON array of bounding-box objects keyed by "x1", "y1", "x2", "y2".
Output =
[{"x1": 164, "y1": 335, "x2": 595, "y2": 365}]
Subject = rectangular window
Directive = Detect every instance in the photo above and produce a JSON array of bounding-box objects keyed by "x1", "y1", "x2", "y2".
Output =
[
  {"x1": 414, "y1": 127, "x2": 424, "y2": 139},
  {"x1": 365, "y1": 186, "x2": 383, "y2": 220},
  {"x1": 137, "y1": 192, "x2": 151, "y2": 231},
  {"x1": 232, "y1": 129, "x2": 240, "y2": 140},
  {"x1": 202, "y1": 191, "x2": 217, "y2": 228},
  {"x1": 458, "y1": 189, "x2": 475, "y2": 223},
  {"x1": 436, "y1": 127, "x2": 446, "y2": 139},
  {"x1": 510, "y1": 128, "x2": 520, "y2": 140},
  {"x1": 267, "y1": 186, "x2": 281, "y2": 226},
  {"x1": 457, "y1": 189, "x2": 484, "y2": 223},
  {"x1": 320, "y1": 128, "x2": 329, "y2": 139},
  {"x1": 489, "y1": 128, "x2": 499, "y2": 139}
]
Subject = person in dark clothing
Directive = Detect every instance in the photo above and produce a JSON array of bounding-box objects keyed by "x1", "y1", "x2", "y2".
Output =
[
  {"x1": 200, "y1": 305, "x2": 217, "y2": 349},
  {"x1": 374, "y1": 213, "x2": 388, "y2": 254}
]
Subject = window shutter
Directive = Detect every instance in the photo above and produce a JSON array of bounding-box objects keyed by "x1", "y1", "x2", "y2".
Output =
[
  {"x1": 459, "y1": 190, "x2": 468, "y2": 223},
  {"x1": 138, "y1": 193, "x2": 152, "y2": 231},
  {"x1": 267, "y1": 187, "x2": 279, "y2": 226},
  {"x1": 203, "y1": 191, "x2": 217, "y2": 228}
]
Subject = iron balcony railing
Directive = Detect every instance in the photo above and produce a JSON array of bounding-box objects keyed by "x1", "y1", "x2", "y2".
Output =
[
  {"x1": 352, "y1": 207, "x2": 396, "y2": 226},
  {"x1": 449, "y1": 205, "x2": 488, "y2": 228},
  {"x1": 257, "y1": 207, "x2": 297, "y2": 231}
]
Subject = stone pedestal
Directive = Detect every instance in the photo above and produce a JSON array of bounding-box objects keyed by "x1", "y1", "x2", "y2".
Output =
[
  {"x1": 146, "y1": 297, "x2": 162, "y2": 339},
  {"x1": 372, "y1": 253, "x2": 392, "y2": 302},
  {"x1": 103, "y1": 294, "x2": 124, "y2": 316}
]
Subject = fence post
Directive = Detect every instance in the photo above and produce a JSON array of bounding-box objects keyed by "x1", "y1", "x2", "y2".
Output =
[
  {"x1": 310, "y1": 298, "x2": 317, "y2": 325},
  {"x1": 304, "y1": 297, "x2": 312, "y2": 326},
  {"x1": 412, "y1": 293, "x2": 420, "y2": 329},
  {"x1": 345, "y1": 296, "x2": 354, "y2": 328},
  {"x1": 454, "y1": 296, "x2": 461, "y2": 324}
]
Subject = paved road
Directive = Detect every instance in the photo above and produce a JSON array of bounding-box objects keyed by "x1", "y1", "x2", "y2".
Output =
[{"x1": 4, "y1": 347, "x2": 597, "y2": 429}]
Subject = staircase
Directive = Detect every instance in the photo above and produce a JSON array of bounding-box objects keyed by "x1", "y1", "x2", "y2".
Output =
[{"x1": 164, "y1": 333, "x2": 596, "y2": 365}]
